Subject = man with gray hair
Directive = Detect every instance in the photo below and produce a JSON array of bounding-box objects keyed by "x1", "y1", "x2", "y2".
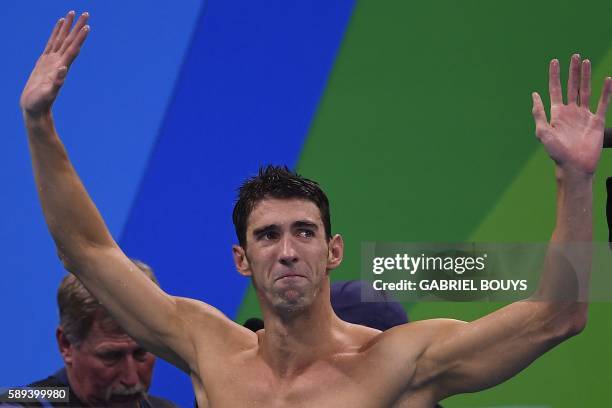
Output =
[{"x1": 1, "y1": 261, "x2": 177, "y2": 407}]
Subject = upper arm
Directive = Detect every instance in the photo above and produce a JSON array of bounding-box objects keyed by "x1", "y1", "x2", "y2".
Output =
[
  {"x1": 64, "y1": 244, "x2": 241, "y2": 374},
  {"x1": 390, "y1": 302, "x2": 580, "y2": 400}
]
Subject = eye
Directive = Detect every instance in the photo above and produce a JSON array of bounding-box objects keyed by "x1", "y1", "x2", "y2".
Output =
[
  {"x1": 98, "y1": 351, "x2": 122, "y2": 364},
  {"x1": 297, "y1": 229, "x2": 314, "y2": 238},
  {"x1": 258, "y1": 230, "x2": 279, "y2": 241},
  {"x1": 133, "y1": 348, "x2": 149, "y2": 362}
]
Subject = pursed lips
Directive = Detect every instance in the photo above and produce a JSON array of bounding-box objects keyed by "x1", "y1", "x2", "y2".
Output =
[{"x1": 274, "y1": 272, "x2": 306, "y2": 281}]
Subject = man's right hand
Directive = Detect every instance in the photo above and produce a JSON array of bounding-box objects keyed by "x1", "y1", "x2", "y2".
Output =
[{"x1": 20, "y1": 11, "x2": 89, "y2": 117}]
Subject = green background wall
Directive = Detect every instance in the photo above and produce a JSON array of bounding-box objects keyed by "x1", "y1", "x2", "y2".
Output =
[{"x1": 238, "y1": 1, "x2": 612, "y2": 406}]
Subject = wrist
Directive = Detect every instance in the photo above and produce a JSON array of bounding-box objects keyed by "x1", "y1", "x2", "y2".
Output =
[
  {"x1": 23, "y1": 109, "x2": 53, "y2": 129},
  {"x1": 22, "y1": 109, "x2": 58, "y2": 144},
  {"x1": 23, "y1": 107, "x2": 52, "y2": 120},
  {"x1": 554, "y1": 166, "x2": 593, "y2": 215},
  {"x1": 555, "y1": 166, "x2": 594, "y2": 185}
]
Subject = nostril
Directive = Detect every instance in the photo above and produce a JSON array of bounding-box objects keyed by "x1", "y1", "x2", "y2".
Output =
[{"x1": 279, "y1": 256, "x2": 298, "y2": 266}]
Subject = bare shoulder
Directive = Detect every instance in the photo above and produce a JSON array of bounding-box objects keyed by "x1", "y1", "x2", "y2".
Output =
[
  {"x1": 363, "y1": 319, "x2": 466, "y2": 387},
  {"x1": 332, "y1": 318, "x2": 461, "y2": 356},
  {"x1": 173, "y1": 296, "x2": 257, "y2": 352}
]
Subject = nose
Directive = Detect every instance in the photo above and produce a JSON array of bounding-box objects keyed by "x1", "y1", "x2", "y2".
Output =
[
  {"x1": 118, "y1": 356, "x2": 140, "y2": 388},
  {"x1": 279, "y1": 235, "x2": 298, "y2": 266}
]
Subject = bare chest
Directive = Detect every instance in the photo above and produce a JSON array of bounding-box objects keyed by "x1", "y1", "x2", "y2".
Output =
[{"x1": 193, "y1": 352, "x2": 433, "y2": 408}]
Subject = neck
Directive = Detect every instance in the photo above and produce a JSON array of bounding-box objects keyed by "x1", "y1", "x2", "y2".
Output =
[{"x1": 258, "y1": 286, "x2": 343, "y2": 377}]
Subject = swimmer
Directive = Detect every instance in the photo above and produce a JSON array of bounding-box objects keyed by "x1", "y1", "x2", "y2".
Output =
[{"x1": 21, "y1": 11, "x2": 611, "y2": 407}]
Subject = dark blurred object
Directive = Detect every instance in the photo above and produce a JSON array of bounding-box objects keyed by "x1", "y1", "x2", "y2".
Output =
[
  {"x1": 604, "y1": 128, "x2": 612, "y2": 148},
  {"x1": 331, "y1": 280, "x2": 409, "y2": 331},
  {"x1": 607, "y1": 178, "x2": 612, "y2": 250},
  {"x1": 244, "y1": 317, "x2": 265, "y2": 332}
]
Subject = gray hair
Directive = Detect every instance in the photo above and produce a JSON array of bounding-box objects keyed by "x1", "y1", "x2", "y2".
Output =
[{"x1": 57, "y1": 259, "x2": 158, "y2": 346}]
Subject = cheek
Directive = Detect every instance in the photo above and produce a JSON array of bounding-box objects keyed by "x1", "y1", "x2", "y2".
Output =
[
  {"x1": 73, "y1": 355, "x2": 120, "y2": 392},
  {"x1": 137, "y1": 357, "x2": 156, "y2": 386},
  {"x1": 246, "y1": 250, "x2": 275, "y2": 277},
  {"x1": 311, "y1": 244, "x2": 330, "y2": 266}
]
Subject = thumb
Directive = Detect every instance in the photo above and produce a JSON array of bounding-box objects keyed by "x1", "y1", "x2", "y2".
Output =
[{"x1": 531, "y1": 92, "x2": 549, "y2": 140}]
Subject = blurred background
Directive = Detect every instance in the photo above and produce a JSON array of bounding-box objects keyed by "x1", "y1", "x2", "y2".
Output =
[{"x1": 1, "y1": 1, "x2": 611, "y2": 406}]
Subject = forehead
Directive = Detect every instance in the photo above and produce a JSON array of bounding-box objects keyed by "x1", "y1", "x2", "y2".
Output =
[
  {"x1": 82, "y1": 317, "x2": 139, "y2": 351},
  {"x1": 247, "y1": 198, "x2": 323, "y2": 230}
]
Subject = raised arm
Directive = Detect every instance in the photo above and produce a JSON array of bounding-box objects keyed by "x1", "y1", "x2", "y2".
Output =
[
  {"x1": 22, "y1": 12, "x2": 245, "y2": 374},
  {"x1": 396, "y1": 55, "x2": 611, "y2": 400}
]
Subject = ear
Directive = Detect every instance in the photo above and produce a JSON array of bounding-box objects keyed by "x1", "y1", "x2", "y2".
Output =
[
  {"x1": 327, "y1": 234, "x2": 344, "y2": 270},
  {"x1": 56, "y1": 326, "x2": 73, "y2": 365},
  {"x1": 232, "y1": 245, "x2": 252, "y2": 277}
]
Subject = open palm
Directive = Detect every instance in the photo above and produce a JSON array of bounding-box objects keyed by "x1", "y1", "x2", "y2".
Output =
[
  {"x1": 20, "y1": 11, "x2": 90, "y2": 116},
  {"x1": 532, "y1": 55, "x2": 611, "y2": 175}
]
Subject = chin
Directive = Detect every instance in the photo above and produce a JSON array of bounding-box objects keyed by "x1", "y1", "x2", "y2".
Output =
[{"x1": 273, "y1": 289, "x2": 314, "y2": 315}]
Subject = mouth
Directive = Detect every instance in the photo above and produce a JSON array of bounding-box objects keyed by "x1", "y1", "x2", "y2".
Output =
[{"x1": 274, "y1": 273, "x2": 306, "y2": 282}]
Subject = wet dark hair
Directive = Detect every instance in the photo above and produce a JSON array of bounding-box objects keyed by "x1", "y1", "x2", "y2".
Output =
[{"x1": 232, "y1": 165, "x2": 331, "y2": 248}]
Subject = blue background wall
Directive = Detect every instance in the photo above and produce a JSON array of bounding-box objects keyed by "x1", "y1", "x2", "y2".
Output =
[{"x1": 0, "y1": 1, "x2": 354, "y2": 406}]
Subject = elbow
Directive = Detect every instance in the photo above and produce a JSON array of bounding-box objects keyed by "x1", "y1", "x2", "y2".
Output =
[
  {"x1": 57, "y1": 247, "x2": 77, "y2": 273},
  {"x1": 55, "y1": 239, "x2": 112, "y2": 274},
  {"x1": 565, "y1": 307, "x2": 588, "y2": 337},
  {"x1": 553, "y1": 304, "x2": 588, "y2": 340},
  {"x1": 51, "y1": 230, "x2": 80, "y2": 272},
  {"x1": 56, "y1": 243, "x2": 91, "y2": 274}
]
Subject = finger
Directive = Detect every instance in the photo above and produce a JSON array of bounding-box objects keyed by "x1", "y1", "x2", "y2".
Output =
[
  {"x1": 64, "y1": 25, "x2": 90, "y2": 67},
  {"x1": 579, "y1": 59, "x2": 591, "y2": 109},
  {"x1": 549, "y1": 59, "x2": 563, "y2": 106},
  {"x1": 532, "y1": 92, "x2": 549, "y2": 138},
  {"x1": 60, "y1": 12, "x2": 89, "y2": 54},
  {"x1": 566, "y1": 54, "x2": 580, "y2": 105},
  {"x1": 52, "y1": 10, "x2": 75, "y2": 52},
  {"x1": 595, "y1": 77, "x2": 612, "y2": 123},
  {"x1": 44, "y1": 18, "x2": 64, "y2": 54}
]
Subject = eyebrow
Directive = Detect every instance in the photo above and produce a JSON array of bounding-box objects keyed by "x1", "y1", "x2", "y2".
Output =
[
  {"x1": 94, "y1": 344, "x2": 142, "y2": 353},
  {"x1": 252, "y1": 220, "x2": 318, "y2": 236},
  {"x1": 95, "y1": 349, "x2": 123, "y2": 358},
  {"x1": 252, "y1": 224, "x2": 279, "y2": 237},
  {"x1": 293, "y1": 221, "x2": 318, "y2": 230}
]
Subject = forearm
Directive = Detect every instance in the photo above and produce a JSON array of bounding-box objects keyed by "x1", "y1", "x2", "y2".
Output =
[
  {"x1": 25, "y1": 111, "x2": 116, "y2": 267},
  {"x1": 552, "y1": 168, "x2": 593, "y2": 242},
  {"x1": 532, "y1": 169, "x2": 592, "y2": 323}
]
